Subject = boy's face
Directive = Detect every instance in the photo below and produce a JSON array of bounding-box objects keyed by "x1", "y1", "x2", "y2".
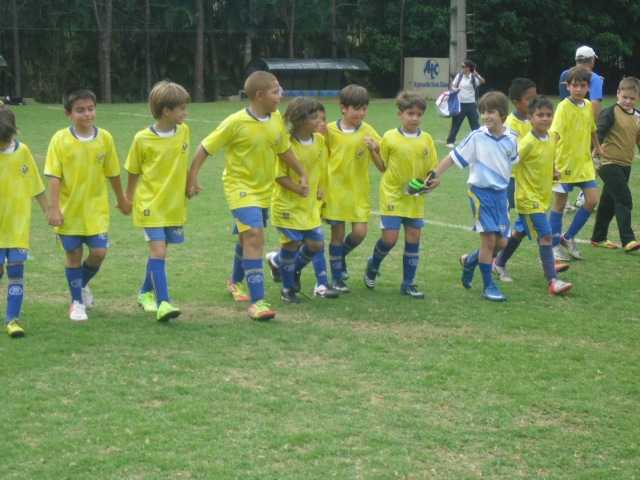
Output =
[
  {"x1": 617, "y1": 88, "x2": 639, "y2": 112},
  {"x1": 65, "y1": 98, "x2": 96, "y2": 131},
  {"x1": 341, "y1": 104, "x2": 367, "y2": 127},
  {"x1": 398, "y1": 106, "x2": 424, "y2": 134},
  {"x1": 481, "y1": 108, "x2": 503, "y2": 133},
  {"x1": 258, "y1": 80, "x2": 282, "y2": 113},
  {"x1": 164, "y1": 104, "x2": 189, "y2": 125},
  {"x1": 567, "y1": 79, "x2": 590, "y2": 102},
  {"x1": 316, "y1": 111, "x2": 327, "y2": 135},
  {"x1": 513, "y1": 87, "x2": 536, "y2": 118},
  {"x1": 302, "y1": 112, "x2": 320, "y2": 136},
  {"x1": 528, "y1": 107, "x2": 554, "y2": 134}
]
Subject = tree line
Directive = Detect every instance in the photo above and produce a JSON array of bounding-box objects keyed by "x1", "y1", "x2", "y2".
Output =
[{"x1": 0, "y1": 0, "x2": 639, "y2": 103}]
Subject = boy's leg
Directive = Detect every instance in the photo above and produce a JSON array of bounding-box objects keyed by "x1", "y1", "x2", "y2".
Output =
[
  {"x1": 6, "y1": 262, "x2": 25, "y2": 322},
  {"x1": 231, "y1": 240, "x2": 245, "y2": 283},
  {"x1": 400, "y1": 225, "x2": 423, "y2": 298},
  {"x1": 342, "y1": 223, "x2": 368, "y2": 279},
  {"x1": 329, "y1": 222, "x2": 346, "y2": 282},
  {"x1": 240, "y1": 226, "x2": 267, "y2": 303},
  {"x1": 562, "y1": 186, "x2": 598, "y2": 259},
  {"x1": 65, "y1": 246, "x2": 84, "y2": 304},
  {"x1": 593, "y1": 165, "x2": 634, "y2": 246},
  {"x1": 364, "y1": 228, "x2": 397, "y2": 289},
  {"x1": 479, "y1": 233, "x2": 507, "y2": 301}
]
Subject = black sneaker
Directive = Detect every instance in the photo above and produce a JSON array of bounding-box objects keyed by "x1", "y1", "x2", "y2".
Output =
[
  {"x1": 280, "y1": 288, "x2": 300, "y2": 304},
  {"x1": 265, "y1": 252, "x2": 281, "y2": 282},
  {"x1": 400, "y1": 283, "x2": 425, "y2": 299},
  {"x1": 293, "y1": 270, "x2": 302, "y2": 293},
  {"x1": 314, "y1": 283, "x2": 339, "y2": 298},
  {"x1": 363, "y1": 257, "x2": 380, "y2": 289},
  {"x1": 330, "y1": 278, "x2": 350, "y2": 293}
]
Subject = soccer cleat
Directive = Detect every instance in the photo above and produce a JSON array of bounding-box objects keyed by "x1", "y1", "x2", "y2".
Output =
[
  {"x1": 590, "y1": 239, "x2": 619, "y2": 249},
  {"x1": 549, "y1": 278, "x2": 573, "y2": 295},
  {"x1": 491, "y1": 259, "x2": 513, "y2": 282},
  {"x1": 555, "y1": 261, "x2": 570, "y2": 273},
  {"x1": 341, "y1": 255, "x2": 350, "y2": 280},
  {"x1": 563, "y1": 202, "x2": 577, "y2": 214},
  {"x1": 446, "y1": 143, "x2": 455, "y2": 148},
  {"x1": 280, "y1": 288, "x2": 300, "y2": 304},
  {"x1": 623, "y1": 240, "x2": 640, "y2": 253},
  {"x1": 293, "y1": 270, "x2": 302, "y2": 293},
  {"x1": 313, "y1": 283, "x2": 339, "y2": 298},
  {"x1": 400, "y1": 283, "x2": 425, "y2": 299},
  {"x1": 247, "y1": 300, "x2": 276, "y2": 321},
  {"x1": 4, "y1": 319, "x2": 25, "y2": 338},
  {"x1": 553, "y1": 245, "x2": 571, "y2": 262},
  {"x1": 560, "y1": 234, "x2": 582, "y2": 260},
  {"x1": 460, "y1": 254, "x2": 474, "y2": 289},
  {"x1": 575, "y1": 191, "x2": 585, "y2": 208},
  {"x1": 363, "y1": 257, "x2": 380, "y2": 289},
  {"x1": 227, "y1": 280, "x2": 250, "y2": 302},
  {"x1": 482, "y1": 282, "x2": 507, "y2": 302},
  {"x1": 157, "y1": 301, "x2": 181, "y2": 322},
  {"x1": 69, "y1": 300, "x2": 88, "y2": 322},
  {"x1": 81, "y1": 285, "x2": 94, "y2": 309},
  {"x1": 330, "y1": 278, "x2": 350, "y2": 293},
  {"x1": 265, "y1": 251, "x2": 281, "y2": 282},
  {"x1": 137, "y1": 291, "x2": 158, "y2": 312}
]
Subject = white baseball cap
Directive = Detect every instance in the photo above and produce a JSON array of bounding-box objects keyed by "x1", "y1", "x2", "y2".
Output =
[{"x1": 575, "y1": 46, "x2": 597, "y2": 60}]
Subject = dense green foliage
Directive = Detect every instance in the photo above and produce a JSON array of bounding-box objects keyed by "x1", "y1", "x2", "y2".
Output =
[{"x1": 0, "y1": 0, "x2": 639, "y2": 102}]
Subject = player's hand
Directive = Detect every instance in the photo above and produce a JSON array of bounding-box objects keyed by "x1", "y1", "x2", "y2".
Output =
[
  {"x1": 363, "y1": 136, "x2": 378, "y2": 151},
  {"x1": 186, "y1": 176, "x2": 204, "y2": 199},
  {"x1": 553, "y1": 169, "x2": 562, "y2": 181},
  {"x1": 316, "y1": 189, "x2": 324, "y2": 201},
  {"x1": 299, "y1": 175, "x2": 310, "y2": 197},
  {"x1": 424, "y1": 177, "x2": 441, "y2": 193},
  {"x1": 47, "y1": 208, "x2": 64, "y2": 227},
  {"x1": 116, "y1": 197, "x2": 132, "y2": 216}
]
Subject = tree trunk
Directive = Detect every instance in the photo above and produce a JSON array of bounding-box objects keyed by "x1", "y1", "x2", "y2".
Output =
[
  {"x1": 288, "y1": 0, "x2": 295, "y2": 58},
  {"x1": 194, "y1": 0, "x2": 205, "y2": 102},
  {"x1": 145, "y1": 0, "x2": 152, "y2": 95},
  {"x1": 244, "y1": 33, "x2": 252, "y2": 67},
  {"x1": 92, "y1": 0, "x2": 113, "y2": 103},
  {"x1": 331, "y1": 0, "x2": 337, "y2": 58},
  {"x1": 399, "y1": 0, "x2": 405, "y2": 90},
  {"x1": 208, "y1": 2, "x2": 220, "y2": 101},
  {"x1": 11, "y1": 0, "x2": 21, "y2": 97}
]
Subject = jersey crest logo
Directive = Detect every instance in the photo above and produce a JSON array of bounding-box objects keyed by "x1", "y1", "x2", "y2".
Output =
[
  {"x1": 182, "y1": 142, "x2": 188, "y2": 152},
  {"x1": 97, "y1": 153, "x2": 105, "y2": 163},
  {"x1": 387, "y1": 205, "x2": 394, "y2": 211},
  {"x1": 565, "y1": 169, "x2": 571, "y2": 175},
  {"x1": 20, "y1": 164, "x2": 29, "y2": 176},
  {"x1": 240, "y1": 192, "x2": 246, "y2": 197},
  {"x1": 533, "y1": 203, "x2": 540, "y2": 209},
  {"x1": 144, "y1": 209, "x2": 151, "y2": 216},
  {"x1": 356, "y1": 149, "x2": 364, "y2": 158},
  {"x1": 283, "y1": 213, "x2": 290, "y2": 219},
  {"x1": 422, "y1": 149, "x2": 428, "y2": 158},
  {"x1": 275, "y1": 134, "x2": 282, "y2": 144}
]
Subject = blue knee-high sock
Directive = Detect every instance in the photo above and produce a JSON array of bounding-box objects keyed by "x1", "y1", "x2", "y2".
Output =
[
  {"x1": 465, "y1": 249, "x2": 480, "y2": 268},
  {"x1": 81, "y1": 261, "x2": 100, "y2": 288},
  {"x1": 550, "y1": 210, "x2": 564, "y2": 247},
  {"x1": 371, "y1": 238, "x2": 394, "y2": 270},
  {"x1": 539, "y1": 244, "x2": 557, "y2": 284},
  {"x1": 312, "y1": 248, "x2": 329, "y2": 286},
  {"x1": 496, "y1": 237, "x2": 521, "y2": 267},
  {"x1": 343, "y1": 234, "x2": 360, "y2": 259},
  {"x1": 141, "y1": 258, "x2": 154, "y2": 293},
  {"x1": 6, "y1": 264, "x2": 25, "y2": 322},
  {"x1": 565, "y1": 206, "x2": 592, "y2": 239},
  {"x1": 294, "y1": 244, "x2": 315, "y2": 273},
  {"x1": 149, "y1": 258, "x2": 169, "y2": 303},
  {"x1": 279, "y1": 248, "x2": 296, "y2": 289},
  {"x1": 329, "y1": 244, "x2": 344, "y2": 281},
  {"x1": 65, "y1": 267, "x2": 83, "y2": 303},
  {"x1": 479, "y1": 262, "x2": 493, "y2": 289},
  {"x1": 242, "y1": 258, "x2": 264, "y2": 303},
  {"x1": 231, "y1": 242, "x2": 245, "y2": 283},
  {"x1": 403, "y1": 241, "x2": 420, "y2": 285}
]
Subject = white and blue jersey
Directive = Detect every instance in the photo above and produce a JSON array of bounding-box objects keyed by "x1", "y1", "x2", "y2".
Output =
[{"x1": 451, "y1": 126, "x2": 519, "y2": 190}]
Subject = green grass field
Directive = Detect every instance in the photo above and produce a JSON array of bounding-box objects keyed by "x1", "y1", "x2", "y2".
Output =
[{"x1": 1, "y1": 96, "x2": 639, "y2": 479}]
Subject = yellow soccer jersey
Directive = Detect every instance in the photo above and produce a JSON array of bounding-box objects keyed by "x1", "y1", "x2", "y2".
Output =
[
  {"x1": 125, "y1": 124, "x2": 190, "y2": 227},
  {"x1": 551, "y1": 98, "x2": 597, "y2": 183},
  {"x1": 514, "y1": 131, "x2": 557, "y2": 214},
  {"x1": 200, "y1": 108, "x2": 291, "y2": 210},
  {"x1": 44, "y1": 127, "x2": 121, "y2": 235},
  {"x1": 379, "y1": 128, "x2": 438, "y2": 219},
  {"x1": 323, "y1": 120, "x2": 382, "y2": 222},
  {"x1": 0, "y1": 141, "x2": 45, "y2": 249},
  {"x1": 271, "y1": 133, "x2": 327, "y2": 230}
]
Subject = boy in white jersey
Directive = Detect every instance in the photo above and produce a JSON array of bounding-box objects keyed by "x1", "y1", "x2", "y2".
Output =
[
  {"x1": 0, "y1": 106, "x2": 49, "y2": 337},
  {"x1": 426, "y1": 92, "x2": 519, "y2": 302},
  {"x1": 362, "y1": 91, "x2": 438, "y2": 299},
  {"x1": 45, "y1": 87, "x2": 131, "y2": 322},
  {"x1": 265, "y1": 97, "x2": 339, "y2": 303},
  {"x1": 493, "y1": 96, "x2": 573, "y2": 295},
  {"x1": 323, "y1": 84, "x2": 385, "y2": 293},
  {"x1": 124, "y1": 81, "x2": 190, "y2": 322},
  {"x1": 549, "y1": 66, "x2": 604, "y2": 262},
  {"x1": 186, "y1": 71, "x2": 309, "y2": 321}
]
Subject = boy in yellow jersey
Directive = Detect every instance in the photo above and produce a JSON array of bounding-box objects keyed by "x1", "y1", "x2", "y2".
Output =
[
  {"x1": 323, "y1": 84, "x2": 385, "y2": 293},
  {"x1": 549, "y1": 66, "x2": 604, "y2": 262},
  {"x1": 0, "y1": 106, "x2": 49, "y2": 337},
  {"x1": 124, "y1": 80, "x2": 190, "y2": 322},
  {"x1": 494, "y1": 96, "x2": 573, "y2": 295},
  {"x1": 590, "y1": 77, "x2": 640, "y2": 253},
  {"x1": 362, "y1": 91, "x2": 437, "y2": 299},
  {"x1": 45, "y1": 87, "x2": 131, "y2": 322},
  {"x1": 266, "y1": 97, "x2": 339, "y2": 302},
  {"x1": 187, "y1": 71, "x2": 309, "y2": 321}
]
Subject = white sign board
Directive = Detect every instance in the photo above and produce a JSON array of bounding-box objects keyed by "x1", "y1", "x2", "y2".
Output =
[{"x1": 404, "y1": 57, "x2": 450, "y2": 100}]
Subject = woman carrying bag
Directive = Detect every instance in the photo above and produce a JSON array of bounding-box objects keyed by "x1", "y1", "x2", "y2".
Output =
[{"x1": 446, "y1": 59, "x2": 486, "y2": 147}]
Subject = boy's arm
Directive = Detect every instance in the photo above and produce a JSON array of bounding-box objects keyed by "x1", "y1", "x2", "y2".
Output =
[
  {"x1": 596, "y1": 105, "x2": 615, "y2": 144},
  {"x1": 125, "y1": 172, "x2": 140, "y2": 202},
  {"x1": 424, "y1": 155, "x2": 455, "y2": 192},
  {"x1": 591, "y1": 132, "x2": 604, "y2": 157},
  {"x1": 34, "y1": 191, "x2": 49, "y2": 216},
  {"x1": 364, "y1": 136, "x2": 385, "y2": 172},
  {"x1": 278, "y1": 149, "x2": 310, "y2": 197},
  {"x1": 108, "y1": 175, "x2": 132, "y2": 215},
  {"x1": 46, "y1": 177, "x2": 64, "y2": 226},
  {"x1": 275, "y1": 175, "x2": 307, "y2": 196},
  {"x1": 186, "y1": 144, "x2": 209, "y2": 198}
]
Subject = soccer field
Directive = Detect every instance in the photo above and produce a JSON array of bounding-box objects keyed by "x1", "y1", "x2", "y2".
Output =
[{"x1": 2, "y1": 97, "x2": 639, "y2": 478}]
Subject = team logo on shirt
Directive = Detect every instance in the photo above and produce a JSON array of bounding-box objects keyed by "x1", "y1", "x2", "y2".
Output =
[
  {"x1": 182, "y1": 142, "x2": 188, "y2": 152},
  {"x1": 97, "y1": 152, "x2": 105, "y2": 163},
  {"x1": 356, "y1": 149, "x2": 364, "y2": 158},
  {"x1": 387, "y1": 205, "x2": 394, "y2": 211},
  {"x1": 533, "y1": 203, "x2": 540, "y2": 209},
  {"x1": 144, "y1": 209, "x2": 150, "y2": 216},
  {"x1": 422, "y1": 149, "x2": 429, "y2": 158},
  {"x1": 283, "y1": 213, "x2": 290, "y2": 219},
  {"x1": 20, "y1": 164, "x2": 29, "y2": 176},
  {"x1": 275, "y1": 134, "x2": 282, "y2": 144}
]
